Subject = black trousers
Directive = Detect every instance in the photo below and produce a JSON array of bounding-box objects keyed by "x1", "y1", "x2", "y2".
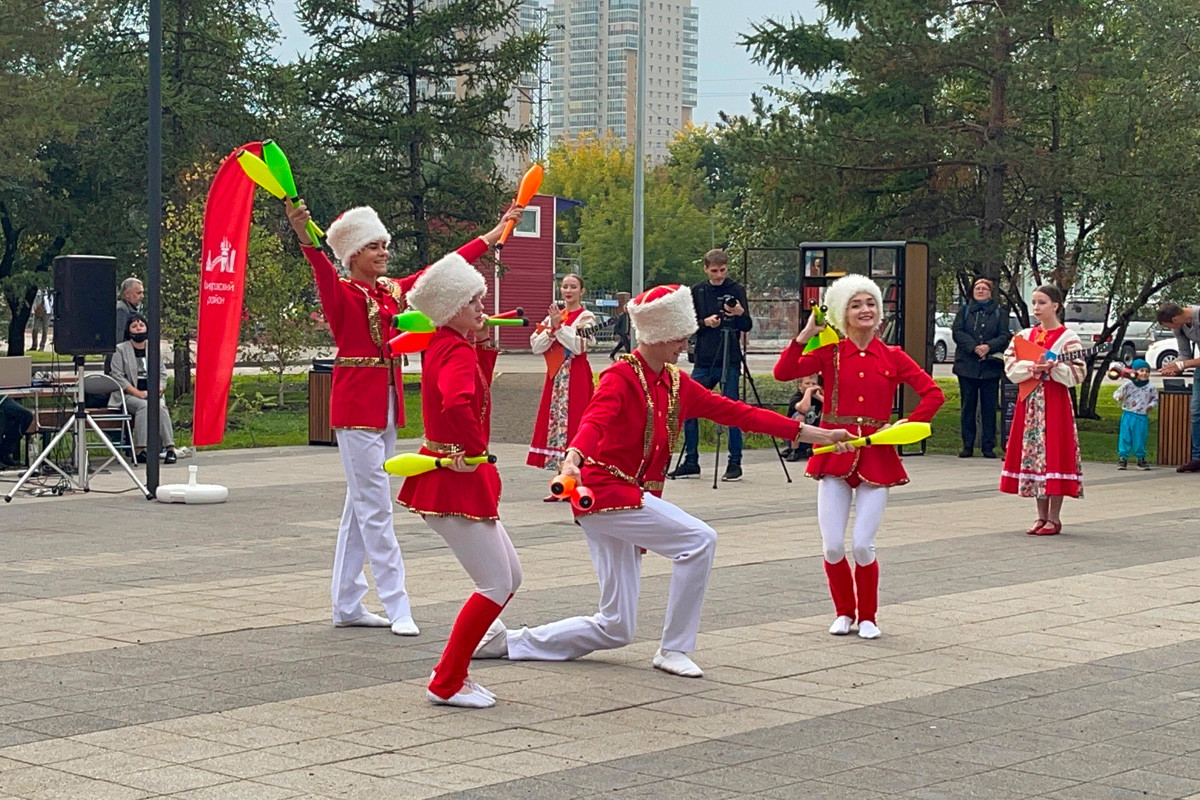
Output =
[
  {"x1": 958, "y1": 375, "x2": 1000, "y2": 453},
  {"x1": 608, "y1": 334, "x2": 631, "y2": 360},
  {"x1": 0, "y1": 397, "x2": 33, "y2": 461}
]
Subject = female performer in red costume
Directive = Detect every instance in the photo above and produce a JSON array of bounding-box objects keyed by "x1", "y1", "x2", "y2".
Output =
[
  {"x1": 397, "y1": 206, "x2": 525, "y2": 708},
  {"x1": 528, "y1": 274, "x2": 595, "y2": 482},
  {"x1": 774, "y1": 275, "x2": 944, "y2": 640},
  {"x1": 1000, "y1": 284, "x2": 1084, "y2": 535}
]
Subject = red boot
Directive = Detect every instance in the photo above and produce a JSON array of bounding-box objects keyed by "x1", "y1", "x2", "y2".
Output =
[
  {"x1": 428, "y1": 593, "x2": 503, "y2": 701},
  {"x1": 824, "y1": 558, "x2": 856, "y2": 619},
  {"x1": 855, "y1": 559, "x2": 879, "y2": 624}
]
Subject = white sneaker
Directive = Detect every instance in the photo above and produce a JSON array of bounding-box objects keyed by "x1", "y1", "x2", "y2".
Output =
[
  {"x1": 828, "y1": 615, "x2": 854, "y2": 635},
  {"x1": 473, "y1": 619, "x2": 508, "y2": 659},
  {"x1": 334, "y1": 612, "x2": 390, "y2": 628},
  {"x1": 652, "y1": 648, "x2": 704, "y2": 678},
  {"x1": 858, "y1": 621, "x2": 881, "y2": 639},
  {"x1": 390, "y1": 616, "x2": 420, "y2": 636},
  {"x1": 427, "y1": 684, "x2": 496, "y2": 708}
]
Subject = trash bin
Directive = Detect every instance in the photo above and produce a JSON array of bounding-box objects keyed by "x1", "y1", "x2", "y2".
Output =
[
  {"x1": 1157, "y1": 382, "x2": 1191, "y2": 466},
  {"x1": 308, "y1": 358, "x2": 336, "y2": 446}
]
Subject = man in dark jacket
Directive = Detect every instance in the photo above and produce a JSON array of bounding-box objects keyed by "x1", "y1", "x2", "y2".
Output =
[
  {"x1": 951, "y1": 277, "x2": 1012, "y2": 458},
  {"x1": 672, "y1": 249, "x2": 753, "y2": 482}
]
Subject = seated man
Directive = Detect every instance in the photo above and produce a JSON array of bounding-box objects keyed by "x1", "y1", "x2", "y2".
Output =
[
  {"x1": 108, "y1": 314, "x2": 177, "y2": 464},
  {"x1": 0, "y1": 396, "x2": 33, "y2": 468}
]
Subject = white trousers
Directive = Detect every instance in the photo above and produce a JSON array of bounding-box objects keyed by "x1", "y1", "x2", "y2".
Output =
[
  {"x1": 424, "y1": 516, "x2": 522, "y2": 605},
  {"x1": 817, "y1": 477, "x2": 888, "y2": 565},
  {"x1": 507, "y1": 493, "x2": 717, "y2": 660},
  {"x1": 331, "y1": 395, "x2": 411, "y2": 624}
]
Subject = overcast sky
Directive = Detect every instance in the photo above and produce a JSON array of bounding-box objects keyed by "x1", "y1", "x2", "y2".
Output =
[{"x1": 269, "y1": 0, "x2": 826, "y2": 124}]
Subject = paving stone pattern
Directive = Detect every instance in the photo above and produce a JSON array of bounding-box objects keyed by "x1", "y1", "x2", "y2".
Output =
[{"x1": 2, "y1": 442, "x2": 1200, "y2": 799}]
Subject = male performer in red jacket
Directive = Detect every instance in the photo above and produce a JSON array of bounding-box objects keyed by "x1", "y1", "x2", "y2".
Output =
[{"x1": 475, "y1": 284, "x2": 852, "y2": 677}]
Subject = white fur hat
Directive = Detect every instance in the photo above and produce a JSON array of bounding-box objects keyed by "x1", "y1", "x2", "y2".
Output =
[
  {"x1": 325, "y1": 206, "x2": 390, "y2": 264},
  {"x1": 627, "y1": 284, "x2": 698, "y2": 344},
  {"x1": 405, "y1": 252, "x2": 487, "y2": 327},
  {"x1": 824, "y1": 274, "x2": 883, "y2": 333}
]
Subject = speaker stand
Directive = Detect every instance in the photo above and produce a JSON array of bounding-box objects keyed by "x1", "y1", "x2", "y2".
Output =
[{"x1": 4, "y1": 358, "x2": 151, "y2": 502}]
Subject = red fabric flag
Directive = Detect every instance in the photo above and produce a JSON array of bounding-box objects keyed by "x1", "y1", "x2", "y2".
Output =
[{"x1": 193, "y1": 142, "x2": 259, "y2": 446}]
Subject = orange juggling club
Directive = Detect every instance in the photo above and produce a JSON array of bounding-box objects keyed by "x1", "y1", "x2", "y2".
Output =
[
  {"x1": 387, "y1": 331, "x2": 434, "y2": 356},
  {"x1": 549, "y1": 474, "x2": 595, "y2": 511},
  {"x1": 496, "y1": 164, "x2": 543, "y2": 249}
]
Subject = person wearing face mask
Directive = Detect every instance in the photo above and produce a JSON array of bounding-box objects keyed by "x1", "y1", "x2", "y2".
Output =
[
  {"x1": 396, "y1": 209, "x2": 525, "y2": 708},
  {"x1": 775, "y1": 275, "x2": 945, "y2": 640},
  {"x1": 286, "y1": 199, "x2": 519, "y2": 639},
  {"x1": 108, "y1": 313, "x2": 177, "y2": 464},
  {"x1": 473, "y1": 285, "x2": 853, "y2": 679}
]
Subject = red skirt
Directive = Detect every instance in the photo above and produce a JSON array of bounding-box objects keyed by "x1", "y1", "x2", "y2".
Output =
[
  {"x1": 527, "y1": 354, "x2": 593, "y2": 469},
  {"x1": 396, "y1": 446, "x2": 502, "y2": 520},
  {"x1": 999, "y1": 379, "x2": 1083, "y2": 498},
  {"x1": 806, "y1": 423, "x2": 911, "y2": 488}
]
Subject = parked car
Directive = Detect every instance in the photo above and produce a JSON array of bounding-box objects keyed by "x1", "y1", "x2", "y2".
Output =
[
  {"x1": 1146, "y1": 337, "x2": 1197, "y2": 372},
  {"x1": 1061, "y1": 297, "x2": 1154, "y2": 362},
  {"x1": 588, "y1": 311, "x2": 615, "y2": 343},
  {"x1": 933, "y1": 314, "x2": 956, "y2": 363}
]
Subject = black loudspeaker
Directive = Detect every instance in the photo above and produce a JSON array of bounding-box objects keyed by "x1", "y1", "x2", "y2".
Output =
[{"x1": 54, "y1": 255, "x2": 118, "y2": 355}]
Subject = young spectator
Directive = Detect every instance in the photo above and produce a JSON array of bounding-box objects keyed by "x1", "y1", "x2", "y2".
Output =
[
  {"x1": 781, "y1": 374, "x2": 823, "y2": 462},
  {"x1": 1114, "y1": 358, "x2": 1157, "y2": 470}
]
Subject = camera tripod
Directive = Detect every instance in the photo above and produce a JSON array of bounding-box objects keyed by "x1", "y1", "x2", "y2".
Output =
[
  {"x1": 673, "y1": 324, "x2": 793, "y2": 488},
  {"x1": 4, "y1": 357, "x2": 151, "y2": 502}
]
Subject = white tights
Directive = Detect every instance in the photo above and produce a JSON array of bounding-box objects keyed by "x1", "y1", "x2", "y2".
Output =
[
  {"x1": 424, "y1": 516, "x2": 523, "y2": 606},
  {"x1": 817, "y1": 477, "x2": 888, "y2": 566}
]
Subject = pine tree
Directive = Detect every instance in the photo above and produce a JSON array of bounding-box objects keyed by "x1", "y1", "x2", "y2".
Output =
[{"x1": 296, "y1": 0, "x2": 543, "y2": 271}]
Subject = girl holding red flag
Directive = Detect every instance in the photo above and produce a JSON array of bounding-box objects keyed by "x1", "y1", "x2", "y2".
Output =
[
  {"x1": 396, "y1": 205, "x2": 526, "y2": 708},
  {"x1": 527, "y1": 274, "x2": 595, "y2": 484},
  {"x1": 775, "y1": 275, "x2": 944, "y2": 640},
  {"x1": 1000, "y1": 284, "x2": 1084, "y2": 535}
]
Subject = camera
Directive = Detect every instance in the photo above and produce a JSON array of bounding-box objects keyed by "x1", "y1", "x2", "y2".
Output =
[{"x1": 718, "y1": 294, "x2": 737, "y2": 309}]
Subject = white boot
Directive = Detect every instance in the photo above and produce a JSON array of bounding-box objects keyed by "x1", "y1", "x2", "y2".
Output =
[
  {"x1": 334, "y1": 611, "x2": 390, "y2": 628},
  {"x1": 828, "y1": 615, "x2": 854, "y2": 635},
  {"x1": 857, "y1": 621, "x2": 881, "y2": 639}
]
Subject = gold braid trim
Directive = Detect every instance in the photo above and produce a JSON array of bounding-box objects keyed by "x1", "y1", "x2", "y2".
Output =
[{"x1": 339, "y1": 278, "x2": 386, "y2": 350}]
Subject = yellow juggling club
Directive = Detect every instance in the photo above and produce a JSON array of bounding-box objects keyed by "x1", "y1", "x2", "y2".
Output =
[
  {"x1": 383, "y1": 453, "x2": 497, "y2": 477},
  {"x1": 811, "y1": 421, "x2": 932, "y2": 456}
]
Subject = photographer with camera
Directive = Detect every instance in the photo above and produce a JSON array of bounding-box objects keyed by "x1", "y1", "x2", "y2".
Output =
[{"x1": 672, "y1": 249, "x2": 753, "y2": 482}]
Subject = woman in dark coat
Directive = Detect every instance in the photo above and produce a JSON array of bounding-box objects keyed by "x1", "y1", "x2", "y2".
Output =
[{"x1": 951, "y1": 278, "x2": 1012, "y2": 458}]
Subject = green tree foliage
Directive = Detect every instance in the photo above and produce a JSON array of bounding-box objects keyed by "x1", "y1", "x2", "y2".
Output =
[
  {"x1": 0, "y1": 1, "x2": 97, "y2": 354},
  {"x1": 540, "y1": 131, "x2": 731, "y2": 292},
  {"x1": 295, "y1": 0, "x2": 543, "y2": 273},
  {"x1": 732, "y1": 0, "x2": 1200, "y2": 416}
]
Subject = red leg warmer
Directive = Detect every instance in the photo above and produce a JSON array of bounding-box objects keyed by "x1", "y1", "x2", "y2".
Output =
[
  {"x1": 824, "y1": 558, "x2": 856, "y2": 619},
  {"x1": 428, "y1": 593, "x2": 503, "y2": 700},
  {"x1": 855, "y1": 559, "x2": 879, "y2": 624}
]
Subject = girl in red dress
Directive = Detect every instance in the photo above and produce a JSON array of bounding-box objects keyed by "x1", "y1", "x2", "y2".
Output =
[
  {"x1": 397, "y1": 206, "x2": 526, "y2": 709},
  {"x1": 527, "y1": 274, "x2": 595, "y2": 482},
  {"x1": 774, "y1": 275, "x2": 944, "y2": 640},
  {"x1": 1000, "y1": 284, "x2": 1084, "y2": 535}
]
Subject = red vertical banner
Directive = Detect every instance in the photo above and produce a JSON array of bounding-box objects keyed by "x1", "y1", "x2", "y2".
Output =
[{"x1": 193, "y1": 142, "x2": 259, "y2": 446}]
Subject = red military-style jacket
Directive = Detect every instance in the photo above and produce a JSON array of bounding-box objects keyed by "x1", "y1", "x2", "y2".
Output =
[
  {"x1": 566, "y1": 352, "x2": 802, "y2": 517},
  {"x1": 773, "y1": 337, "x2": 944, "y2": 487},
  {"x1": 302, "y1": 237, "x2": 489, "y2": 431},
  {"x1": 396, "y1": 326, "x2": 502, "y2": 521}
]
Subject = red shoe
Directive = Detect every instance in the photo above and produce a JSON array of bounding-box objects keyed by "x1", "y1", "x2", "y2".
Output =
[
  {"x1": 1032, "y1": 521, "x2": 1061, "y2": 536},
  {"x1": 1025, "y1": 519, "x2": 1047, "y2": 535}
]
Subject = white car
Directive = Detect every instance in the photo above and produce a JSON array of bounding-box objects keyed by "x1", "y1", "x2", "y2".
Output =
[
  {"x1": 933, "y1": 324, "x2": 955, "y2": 363},
  {"x1": 1145, "y1": 338, "x2": 1196, "y2": 371}
]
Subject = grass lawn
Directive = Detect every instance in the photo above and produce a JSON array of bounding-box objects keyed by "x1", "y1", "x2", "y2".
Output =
[{"x1": 176, "y1": 373, "x2": 1141, "y2": 464}]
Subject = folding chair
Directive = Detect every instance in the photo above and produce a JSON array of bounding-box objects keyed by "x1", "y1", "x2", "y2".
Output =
[{"x1": 81, "y1": 373, "x2": 136, "y2": 473}]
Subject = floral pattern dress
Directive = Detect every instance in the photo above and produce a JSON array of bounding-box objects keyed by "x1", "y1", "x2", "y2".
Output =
[{"x1": 999, "y1": 325, "x2": 1084, "y2": 498}]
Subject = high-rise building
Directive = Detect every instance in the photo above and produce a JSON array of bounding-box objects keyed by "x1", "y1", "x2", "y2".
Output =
[
  {"x1": 412, "y1": 0, "x2": 544, "y2": 183},
  {"x1": 548, "y1": 0, "x2": 698, "y2": 159}
]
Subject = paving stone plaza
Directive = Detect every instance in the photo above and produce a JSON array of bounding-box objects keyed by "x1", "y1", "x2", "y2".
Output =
[{"x1": 3, "y1": 438, "x2": 1200, "y2": 799}]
